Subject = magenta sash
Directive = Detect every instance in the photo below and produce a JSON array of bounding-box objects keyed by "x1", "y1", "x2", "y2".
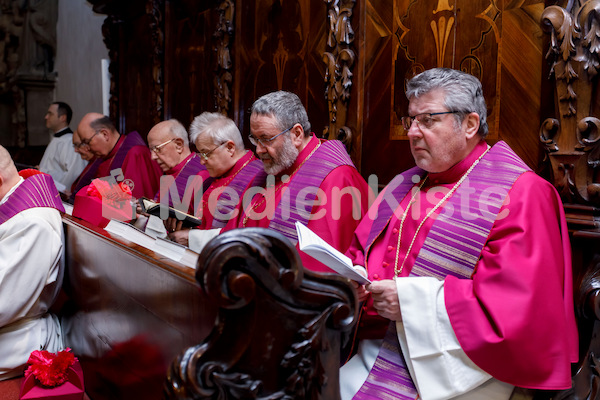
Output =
[
  {"x1": 0, "y1": 174, "x2": 65, "y2": 225},
  {"x1": 354, "y1": 141, "x2": 529, "y2": 399},
  {"x1": 268, "y1": 140, "x2": 355, "y2": 243}
]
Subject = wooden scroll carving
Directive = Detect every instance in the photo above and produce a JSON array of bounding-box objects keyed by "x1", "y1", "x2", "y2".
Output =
[
  {"x1": 147, "y1": 0, "x2": 164, "y2": 125},
  {"x1": 100, "y1": 13, "x2": 121, "y2": 123},
  {"x1": 555, "y1": 255, "x2": 600, "y2": 400},
  {"x1": 214, "y1": 0, "x2": 234, "y2": 115},
  {"x1": 165, "y1": 228, "x2": 358, "y2": 400},
  {"x1": 541, "y1": 1, "x2": 600, "y2": 206},
  {"x1": 323, "y1": 0, "x2": 356, "y2": 148}
]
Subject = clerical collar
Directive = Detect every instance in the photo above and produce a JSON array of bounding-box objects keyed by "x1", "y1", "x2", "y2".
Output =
[
  {"x1": 428, "y1": 140, "x2": 489, "y2": 185},
  {"x1": 54, "y1": 127, "x2": 73, "y2": 138}
]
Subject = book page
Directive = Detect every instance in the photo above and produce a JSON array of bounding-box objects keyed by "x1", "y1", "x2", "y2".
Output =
[
  {"x1": 295, "y1": 222, "x2": 371, "y2": 285},
  {"x1": 105, "y1": 219, "x2": 156, "y2": 249}
]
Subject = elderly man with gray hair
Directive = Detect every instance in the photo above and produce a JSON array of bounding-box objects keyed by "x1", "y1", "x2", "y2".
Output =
[
  {"x1": 167, "y1": 112, "x2": 265, "y2": 248},
  {"x1": 135, "y1": 119, "x2": 210, "y2": 237}
]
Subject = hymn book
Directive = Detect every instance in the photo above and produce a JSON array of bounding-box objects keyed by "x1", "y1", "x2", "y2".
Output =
[
  {"x1": 295, "y1": 222, "x2": 371, "y2": 285},
  {"x1": 138, "y1": 197, "x2": 202, "y2": 228},
  {"x1": 104, "y1": 219, "x2": 198, "y2": 269}
]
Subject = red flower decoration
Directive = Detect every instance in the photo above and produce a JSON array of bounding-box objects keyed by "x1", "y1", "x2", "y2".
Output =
[{"x1": 25, "y1": 348, "x2": 77, "y2": 387}]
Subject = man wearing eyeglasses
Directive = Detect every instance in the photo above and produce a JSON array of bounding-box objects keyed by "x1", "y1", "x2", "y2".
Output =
[
  {"x1": 219, "y1": 90, "x2": 370, "y2": 274},
  {"x1": 38, "y1": 102, "x2": 87, "y2": 193},
  {"x1": 68, "y1": 130, "x2": 101, "y2": 202},
  {"x1": 71, "y1": 113, "x2": 162, "y2": 225},
  {"x1": 135, "y1": 119, "x2": 210, "y2": 238},
  {"x1": 168, "y1": 112, "x2": 265, "y2": 247},
  {"x1": 340, "y1": 68, "x2": 577, "y2": 399}
]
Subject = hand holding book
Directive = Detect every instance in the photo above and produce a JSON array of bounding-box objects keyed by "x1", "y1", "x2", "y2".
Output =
[{"x1": 295, "y1": 222, "x2": 371, "y2": 285}]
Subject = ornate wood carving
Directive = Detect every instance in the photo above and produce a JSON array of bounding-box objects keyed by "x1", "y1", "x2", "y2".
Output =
[
  {"x1": 147, "y1": 0, "x2": 164, "y2": 124},
  {"x1": 323, "y1": 0, "x2": 356, "y2": 148},
  {"x1": 541, "y1": 1, "x2": 600, "y2": 206},
  {"x1": 214, "y1": 0, "x2": 234, "y2": 115},
  {"x1": 554, "y1": 253, "x2": 600, "y2": 400},
  {"x1": 100, "y1": 13, "x2": 121, "y2": 124},
  {"x1": 165, "y1": 228, "x2": 358, "y2": 400}
]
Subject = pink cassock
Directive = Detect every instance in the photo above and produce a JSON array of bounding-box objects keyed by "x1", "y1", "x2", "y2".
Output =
[
  {"x1": 94, "y1": 135, "x2": 162, "y2": 200},
  {"x1": 347, "y1": 141, "x2": 578, "y2": 389}
]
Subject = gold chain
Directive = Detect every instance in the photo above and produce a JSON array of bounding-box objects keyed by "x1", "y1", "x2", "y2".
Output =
[
  {"x1": 242, "y1": 141, "x2": 321, "y2": 227},
  {"x1": 394, "y1": 147, "x2": 490, "y2": 276}
]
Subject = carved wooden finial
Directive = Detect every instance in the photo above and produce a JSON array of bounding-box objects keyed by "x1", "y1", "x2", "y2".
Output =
[
  {"x1": 323, "y1": 0, "x2": 356, "y2": 150},
  {"x1": 541, "y1": 1, "x2": 600, "y2": 206},
  {"x1": 165, "y1": 228, "x2": 358, "y2": 400}
]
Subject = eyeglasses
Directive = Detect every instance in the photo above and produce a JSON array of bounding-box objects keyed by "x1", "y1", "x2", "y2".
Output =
[
  {"x1": 80, "y1": 130, "x2": 101, "y2": 148},
  {"x1": 198, "y1": 142, "x2": 226, "y2": 160},
  {"x1": 401, "y1": 111, "x2": 460, "y2": 131},
  {"x1": 150, "y1": 138, "x2": 176, "y2": 154},
  {"x1": 248, "y1": 125, "x2": 294, "y2": 147}
]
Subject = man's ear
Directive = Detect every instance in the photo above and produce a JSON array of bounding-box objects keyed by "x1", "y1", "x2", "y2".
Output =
[
  {"x1": 224, "y1": 140, "x2": 235, "y2": 155},
  {"x1": 464, "y1": 112, "x2": 480, "y2": 140},
  {"x1": 59, "y1": 113, "x2": 67, "y2": 124},
  {"x1": 174, "y1": 138, "x2": 185, "y2": 152},
  {"x1": 289, "y1": 123, "x2": 304, "y2": 146}
]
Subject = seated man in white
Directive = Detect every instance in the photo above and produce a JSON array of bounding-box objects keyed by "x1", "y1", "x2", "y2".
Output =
[{"x1": 0, "y1": 146, "x2": 66, "y2": 380}]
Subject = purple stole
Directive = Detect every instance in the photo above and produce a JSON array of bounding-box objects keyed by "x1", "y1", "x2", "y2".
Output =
[
  {"x1": 211, "y1": 157, "x2": 266, "y2": 228},
  {"x1": 155, "y1": 154, "x2": 212, "y2": 208},
  {"x1": 269, "y1": 140, "x2": 354, "y2": 243},
  {"x1": 354, "y1": 141, "x2": 530, "y2": 399},
  {"x1": 110, "y1": 131, "x2": 146, "y2": 170},
  {"x1": 69, "y1": 159, "x2": 103, "y2": 202},
  {"x1": 0, "y1": 174, "x2": 65, "y2": 225}
]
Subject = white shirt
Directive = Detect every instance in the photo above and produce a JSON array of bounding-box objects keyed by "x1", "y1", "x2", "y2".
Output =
[
  {"x1": 39, "y1": 129, "x2": 87, "y2": 191},
  {"x1": 0, "y1": 178, "x2": 65, "y2": 380}
]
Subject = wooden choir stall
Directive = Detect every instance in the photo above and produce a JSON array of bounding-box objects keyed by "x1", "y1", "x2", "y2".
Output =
[{"x1": 16, "y1": 0, "x2": 600, "y2": 399}]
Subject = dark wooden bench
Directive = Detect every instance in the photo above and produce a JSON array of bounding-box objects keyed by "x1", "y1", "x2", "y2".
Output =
[
  {"x1": 59, "y1": 214, "x2": 217, "y2": 400},
  {"x1": 58, "y1": 216, "x2": 357, "y2": 400}
]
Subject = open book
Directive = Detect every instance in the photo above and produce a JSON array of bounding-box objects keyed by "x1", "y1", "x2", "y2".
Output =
[
  {"x1": 295, "y1": 222, "x2": 371, "y2": 285},
  {"x1": 139, "y1": 197, "x2": 202, "y2": 228}
]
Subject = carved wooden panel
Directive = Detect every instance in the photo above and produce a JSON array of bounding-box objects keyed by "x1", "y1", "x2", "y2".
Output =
[
  {"x1": 360, "y1": 0, "x2": 546, "y2": 183},
  {"x1": 232, "y1": 1, "x2": 329, "y2": 144},
  {"x1": 540, "y1": 0, "x2": 600, "y2": 207},
  {"x1": 166, "y1": 228, "x2": 357, "y2": 400},
  {"x1": 163, "y1": 1, "x2": 216, "y2": 127}
]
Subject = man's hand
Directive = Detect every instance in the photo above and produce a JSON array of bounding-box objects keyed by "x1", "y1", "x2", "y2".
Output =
[
  {"x1": 367, "y1": 280, "x2": 402, "y2": 321},
  {"x1": 164, "y1": 216, "x2": 184, "y2": 233},
  {"x1": 352, "y1": 266, "x2": 370, "y2": 303},
  {"x1": 168, "y1": 228, "x2": 190, "y2": 246}
]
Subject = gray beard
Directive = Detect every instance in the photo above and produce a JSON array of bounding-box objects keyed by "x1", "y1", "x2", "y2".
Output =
[{"x1": 262, "y1": 135, "x2": 299, "y2": 175}]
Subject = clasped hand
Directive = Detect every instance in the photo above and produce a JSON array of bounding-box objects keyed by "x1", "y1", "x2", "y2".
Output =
[{"x1": 351, "y1": 267, "x2": 402, "y2": 321}]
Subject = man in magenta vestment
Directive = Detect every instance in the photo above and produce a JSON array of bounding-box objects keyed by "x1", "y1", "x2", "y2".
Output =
[
  {"x1": 71, "y1": 113, "x2": 162, "y2": 226},
  {"x1": 339, "y1": 68, "x2": 578, "y2": 400},
  {"x1": 221, "y1": 91, "x2": 370, "y2": 273},
  {"x1": 134, "y1": 118, "x2": 210, "y2": 237}
]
